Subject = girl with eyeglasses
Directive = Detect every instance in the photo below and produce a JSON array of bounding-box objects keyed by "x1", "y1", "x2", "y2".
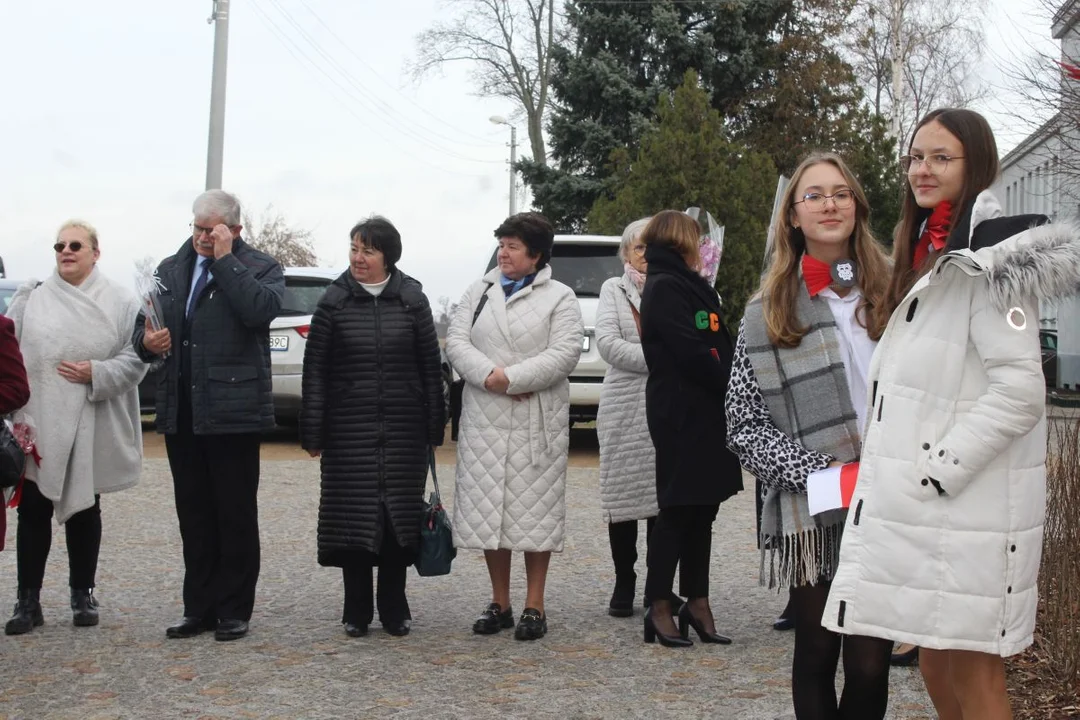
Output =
[
  {"x1": 726, "y1": 152, "x2": 894, "y2": 718},
  {"x1": 822, "y1": 108, "x2": 1080, "y2": 719}
]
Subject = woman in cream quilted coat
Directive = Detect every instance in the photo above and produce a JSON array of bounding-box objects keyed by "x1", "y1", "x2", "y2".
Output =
[
  {"x1": 595, "y1": 217, "x2": 662, "y2": 618},
  {"x1": 823, "y1": 108, "x2": 1080, "y2": 720},
  {"x1": 447, "y1": 212, "x2": 584, "y2": 642}
]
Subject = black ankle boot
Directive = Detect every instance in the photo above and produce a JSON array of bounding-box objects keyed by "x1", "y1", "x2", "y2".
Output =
[
  {"x1": 5, "y1": 589, "x2": 44, "y2": 636},
  {"x1": 71, "y1": 589, "x2": 99, "y2": 627},
  {"x1": 608, "y1": 574, "x2": 635, "y2": 617}
]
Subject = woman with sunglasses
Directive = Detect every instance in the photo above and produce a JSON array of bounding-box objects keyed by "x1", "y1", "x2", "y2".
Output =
[
  {"x1": 4, "y1": 220, "x2": 147, "y2": 635},
  {"x1": 727, "y1": 152, "x2": 894, "y2": 718},
  {"x1": 823, "y1": 108, "x2": 1080, "y2": 719}
]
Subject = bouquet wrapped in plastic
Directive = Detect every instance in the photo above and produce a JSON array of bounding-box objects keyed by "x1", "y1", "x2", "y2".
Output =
[
  {"x1": 684, "y1": 207, "x2": 724, "y2": 287},
  {"x1": 135, "y1": 265, "x2": 169, "y2": 359},
  {"x1": 4, "y1": 412, "x2": 39, "y2": 507}
]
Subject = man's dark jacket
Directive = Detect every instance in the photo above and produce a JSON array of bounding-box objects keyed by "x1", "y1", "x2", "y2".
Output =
[{"x1": 133, "y1": 237, "x2": 284, "y2": 435}]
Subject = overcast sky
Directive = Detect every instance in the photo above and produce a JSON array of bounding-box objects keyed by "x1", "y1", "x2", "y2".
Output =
[{"x1": 0, "y1": 0, "x2": 1062, "y2": 306}]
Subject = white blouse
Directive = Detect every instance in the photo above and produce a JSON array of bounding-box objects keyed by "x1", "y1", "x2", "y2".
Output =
[{"x1": 819, "y1": 287, "x2": 877, "y2": 435}]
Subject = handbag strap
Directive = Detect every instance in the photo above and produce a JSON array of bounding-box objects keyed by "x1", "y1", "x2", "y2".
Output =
[
  {"x1": 471, "y1": 283, "x2": 494, "y2": 328},
  {"x1": 427, "y1": 447, "x2": 441, "y2": 502}
]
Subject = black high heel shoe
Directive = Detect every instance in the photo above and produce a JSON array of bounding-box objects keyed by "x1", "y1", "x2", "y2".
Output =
[
  {"x1": 678, "y1": 603, "x2": 732, "y2": 644},
  {"x1": 644, "y1": 607, "x2": 692, "y2": 647}
]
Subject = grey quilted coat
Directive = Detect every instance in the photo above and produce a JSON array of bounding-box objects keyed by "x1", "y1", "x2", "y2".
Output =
[
  {"x1": 596, "y1": 274, "x2": 657, "y2": 523},
  {"x1": 446, "y1": 266, "x2": 584, "y2": 552}
]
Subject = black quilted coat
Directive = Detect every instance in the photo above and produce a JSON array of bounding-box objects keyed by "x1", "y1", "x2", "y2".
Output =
[{"x1": 299, "y1": 271, "x2": 445, "y2": 565}]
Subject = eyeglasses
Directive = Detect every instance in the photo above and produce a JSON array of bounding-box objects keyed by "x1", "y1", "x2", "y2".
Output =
[
  {"x1": 793, "y1": 190, "x2": 855, "y2": 211},
  {"x1": 190, "y1": 223, "x2": 214, "y2": 236},
  {"x1": 54, "y1": 241, "x2": 85, "y2": 253},
  {"x1": 900, "y1": 154, "x2": 963, "y2": 173},
  {"x1": 631, "y1": 245, "x2": 646, "y2": 256}
]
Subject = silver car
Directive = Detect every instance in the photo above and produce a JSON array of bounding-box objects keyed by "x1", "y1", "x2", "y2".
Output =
[{"x1": 268, "y1": 266, "x2": 341, "y2": 423}]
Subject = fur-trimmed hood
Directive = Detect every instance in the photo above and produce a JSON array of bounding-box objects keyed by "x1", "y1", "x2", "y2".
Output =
[{"x1": 939, "y1": 191, "x2": 1080, "y2": 311}]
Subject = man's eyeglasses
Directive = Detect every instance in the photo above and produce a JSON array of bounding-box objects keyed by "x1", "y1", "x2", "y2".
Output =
[
  {"x1": 54, "y1": 241, "x2": 85, "y2": 253},
  {"x1": 190, "y1": 223, "x2": 215, "y2": 237},
  {"x1": 900, "y1": 154, "x2": 963, "y2": 173},
  {"x1": 793, "y1": 190, "x2": 855, "y2": 211}
]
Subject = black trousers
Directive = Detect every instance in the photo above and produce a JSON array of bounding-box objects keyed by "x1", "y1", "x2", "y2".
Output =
[
  {"x1": 644, "y1": 504, "x2": 719, "y2": 602},
  {"x1": 165, "y1": 399, "x2": 261, "y2": 622},
  {"x1": 790, "y1": 580, "x2": 892, "y2": 720},
  {"x1": 16, "y1": 479, "x2": 101, "y2": 590},
  {"x1": 341, "y1": 506, "x2": 412, "y2": 626},
  {"x1": 608, "y1": 516, "x2": 656, "y2": 582}
]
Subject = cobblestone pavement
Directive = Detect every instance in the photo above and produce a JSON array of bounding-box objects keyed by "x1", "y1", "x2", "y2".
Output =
[{"x1": 0, "y1": 444, "x2": 934, "y2": 720}]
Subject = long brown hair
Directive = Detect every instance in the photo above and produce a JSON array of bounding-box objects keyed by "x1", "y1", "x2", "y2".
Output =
[
  {"x1": 758, "y1": 152, "x2": 890, "y2": 348},
  {"x1": 877, "y1": 108, "x2": 1000, "y2": 326}
]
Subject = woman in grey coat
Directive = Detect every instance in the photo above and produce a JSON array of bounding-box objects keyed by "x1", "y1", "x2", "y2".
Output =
[{"x1": 595, "y1": 217, "x2": 668, "y2": 617}]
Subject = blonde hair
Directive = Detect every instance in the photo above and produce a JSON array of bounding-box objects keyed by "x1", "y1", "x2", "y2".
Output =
[
  {"x1": 758, "y1": 153, "x2": 890, "y2": 348},
  {"x1": 57, "y1": 219, "x2": 100, "y2": 250},
  {"x1": 641, "y1": 210, "x2": 701, "y2": 269}
]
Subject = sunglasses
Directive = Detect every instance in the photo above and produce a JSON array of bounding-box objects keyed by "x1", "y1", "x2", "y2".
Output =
[{"x1": 54, "y1": 241, "x2": 86, "y2": 253}]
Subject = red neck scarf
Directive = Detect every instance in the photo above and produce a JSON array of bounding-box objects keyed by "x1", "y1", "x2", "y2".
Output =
[
  {"x1": 914, "y1": 202, "x2": 952, "y2": 268},
  {"x1": 801, "y1": 253, "x2": 835, "y2": 297}
]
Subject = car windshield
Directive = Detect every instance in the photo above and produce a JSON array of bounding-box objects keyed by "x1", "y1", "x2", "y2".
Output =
[
  {"x1": 0, "y1": 288, "x2": 15, "y2": 315},
  {"x1": 279, "y1": 277, "x2": 332, "y2": 316},
  {"x1": 485, "y1": 243, "x2": 623, "y2": 298}
]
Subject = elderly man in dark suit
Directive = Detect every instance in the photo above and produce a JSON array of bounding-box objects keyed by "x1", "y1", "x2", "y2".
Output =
[{"x1": 134, "y1": 189, "x2": 284, "y2": 641}]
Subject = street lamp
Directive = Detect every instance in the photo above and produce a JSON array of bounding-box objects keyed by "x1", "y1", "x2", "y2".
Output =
[{"x1": 489, "y1": 115, "x2": 518, "y2": 216}]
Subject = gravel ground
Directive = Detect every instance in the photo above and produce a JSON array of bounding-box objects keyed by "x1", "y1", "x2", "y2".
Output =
[{"x1": 0, "y1": 450, "x2": 934, "y2": 720}]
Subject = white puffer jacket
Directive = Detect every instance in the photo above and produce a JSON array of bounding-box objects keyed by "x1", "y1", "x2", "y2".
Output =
[
  {"x1": 447, "y1": 266, "x2": 584, "y2": 552},
  {"x1": 596, "y1": 274, "x2": 657, "y2": 523},
  {"x1": 824, "y1": 193, "x2": 1080, "y2": 657}
]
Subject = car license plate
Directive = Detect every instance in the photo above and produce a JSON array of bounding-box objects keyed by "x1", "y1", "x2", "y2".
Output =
[{"x1": 270, "y1": 335, "x2": 289, "y2": 351}]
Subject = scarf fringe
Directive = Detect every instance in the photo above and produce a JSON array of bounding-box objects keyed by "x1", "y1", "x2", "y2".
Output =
[{"x1": 759, "y1": 524, "x2": 844, "y2": 590}]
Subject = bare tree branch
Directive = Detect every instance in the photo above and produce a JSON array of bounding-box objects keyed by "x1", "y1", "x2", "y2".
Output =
[
  {"x1": 845, "y1": 0, "x2": 988, "y2": 143},
  {"x1": 243, "y1": 206, "x2": 319, "y2": 268},
  {"x1": 410, "y1": 0, "x2": 559, "y2": 164}
]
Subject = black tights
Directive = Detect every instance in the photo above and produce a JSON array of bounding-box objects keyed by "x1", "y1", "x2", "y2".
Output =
[
  {"x1": 790, "y1": 581, "x2": 892, "y2": 720},
  {"x1": 16, "y1": 479, "x2": 101, "y2": 590}
]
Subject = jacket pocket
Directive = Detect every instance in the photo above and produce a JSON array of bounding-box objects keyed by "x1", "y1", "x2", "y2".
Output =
[{"x1": 206, "y1": 365, "x2": 260, "y2": 422}]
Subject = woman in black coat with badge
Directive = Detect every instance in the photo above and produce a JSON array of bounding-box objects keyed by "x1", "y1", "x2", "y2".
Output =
[
  {"x1": 300, "y1": 216, "x2": 445, "y2": 638},
  {"x1": 639, "y1": 210, "x2": 744, "y2": 648}
]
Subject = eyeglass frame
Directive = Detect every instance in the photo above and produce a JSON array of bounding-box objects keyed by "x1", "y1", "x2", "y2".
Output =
[
  {"x1": 899, "y1": 154, "x2": 964, "y2": 174},
  {"x1": 54, "y1": 241, "x2": 86, "y2": 253},
  {"x1": 190, "y1": 222, "x2": 240, "y2": 237},
  {"x1": 791, "y1": 190, "x2": 856, "y2": 212}
]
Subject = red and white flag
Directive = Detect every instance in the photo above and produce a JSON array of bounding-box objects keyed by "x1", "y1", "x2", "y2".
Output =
[{"x1": 807, "y1": 462, "x2": 860, "y2": 516}]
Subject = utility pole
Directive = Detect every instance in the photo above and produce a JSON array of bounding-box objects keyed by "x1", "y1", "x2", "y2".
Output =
[
  {"x1": 508, "y1": 124, "x2": 518, "y2": 216},
  {"x1": 489, "y1": 115, "x2": 518, "y2": 216},
  {"x1": 206, "y1": 0, "x2": 231, "y2": 190}
]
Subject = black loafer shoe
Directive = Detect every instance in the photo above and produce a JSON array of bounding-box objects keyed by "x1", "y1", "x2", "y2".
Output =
[
  {"x1": 166, "y1": 616, "x2": 216, "y2": 639},
  {"x1": 343, "y1": 622, "x2": 368, "y2": 638},
  {"x1": 472, "y1": 603, "x2": 514, "y2": 635},
  {"x1": 514, "y1": 608, "x2": 547, "y2": 641},
  {"x1": 383, "y1": 619, "x2": 411, "y2": 637},
  {"x1": 214, "y1": 619, "x2": 249, "y2": 641}
]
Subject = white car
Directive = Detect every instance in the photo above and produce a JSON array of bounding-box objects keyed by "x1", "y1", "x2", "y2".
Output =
[
  {"x1": 483, "y1": 234, "x2": 624, "y2": 424},
  {"x1": 268, "y1": 266, "x2": 342, "y2": 422}
]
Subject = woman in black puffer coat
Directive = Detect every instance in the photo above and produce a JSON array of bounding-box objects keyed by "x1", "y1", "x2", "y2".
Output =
[{"x1": 300, "y1": 216, "x2": 444, "y2": 638}]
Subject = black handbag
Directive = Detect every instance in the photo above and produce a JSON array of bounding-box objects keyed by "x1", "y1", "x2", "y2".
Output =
[
  {"x1": 415, "y1": 448, "x2": 456, "y2": 577},
  {"x1": 448, "y1": 283, "x2": 492, "y2": 442},
  {"x1": 0, "y1": 419, "x2": 26, "y2": 489}
]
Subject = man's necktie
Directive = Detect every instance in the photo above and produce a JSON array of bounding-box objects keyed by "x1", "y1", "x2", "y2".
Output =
[{"x1": 187, "y1": 258, "x2": 211, "y2": 319}]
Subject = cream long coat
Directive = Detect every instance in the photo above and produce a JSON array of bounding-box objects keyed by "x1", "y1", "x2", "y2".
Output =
[
  {"x1": 824, "y1": 194, "x2": 1080, "y2": 656},
  {"x1": 595, "y1": 274, "x2": 657, "y2": 523},
  {"x1": 447, "y1": 266, "x2": 584, "y2": 552}
]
